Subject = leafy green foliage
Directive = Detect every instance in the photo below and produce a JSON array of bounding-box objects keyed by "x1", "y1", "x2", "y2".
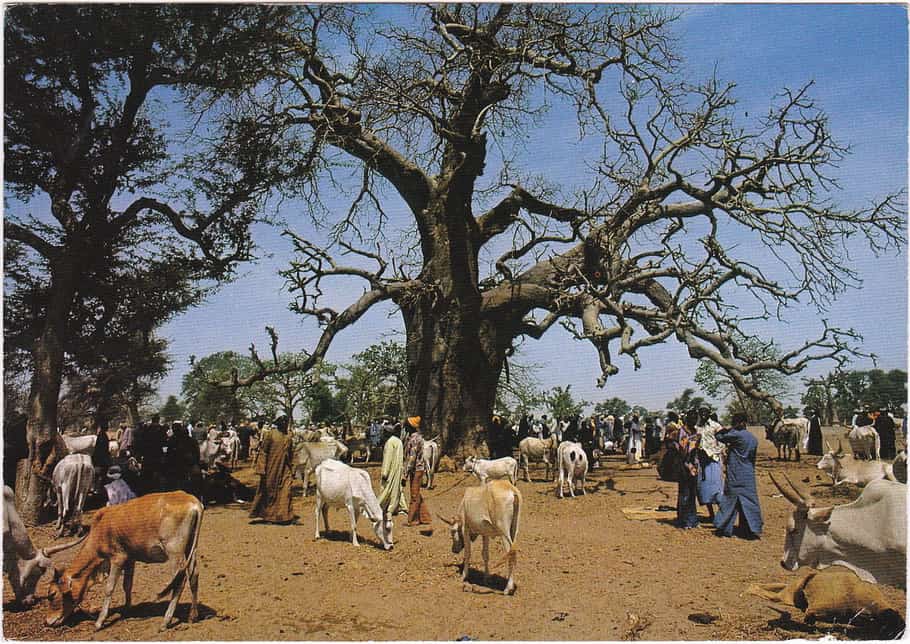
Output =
[
  {"x1": 335, "y1": 342, "x2": 409, "y2": 424},
  {"x1": 594, "y1": 398, "x2": 631, "y2": 417},
  {"x1": 802, "y1": 369, "x2": 907, "y2": 422},
  {"x1": 159, "y1": 395, "x2": 186, "y2": 423},
  {"x1": 545, "y1": 385, "x2": 588, "y2": 420},
  {"x1": 665, "y1": 388, "x2": 712, "y2": 416}
]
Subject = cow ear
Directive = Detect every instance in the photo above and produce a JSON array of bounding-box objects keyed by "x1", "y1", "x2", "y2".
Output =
[{"x1": 807, "y1": 506, "x2": 833, "y2": 523}]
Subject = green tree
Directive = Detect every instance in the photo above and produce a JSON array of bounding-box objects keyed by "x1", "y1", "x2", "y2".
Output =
[
  {"x1": 159, "y1": 395, "x2": 186, "y2": 423},
  {"x1": 5, "y1": 5, "x2": 298, "y2": 523},
  {"x1": 336, "y1": 342, "x2": 409, "y2": 424},
  {"x1": 666, "y1": 388, "x2": 711, "y2": 416},
  {"x1": 306, "y1": 380, "x2": 346, "y2": 426},
  {"x1": 223, "y1": 5, "x2": 902, "y2": 457},
  {"x1": 546, "y1": 385, "x2": 588, "y2": 420},
  {"x1": 594, "y1": 398, "x2": 631, "y2": 417},
  {"x1": 182, "y1": 352, "x2": 270, "y2": 423}
]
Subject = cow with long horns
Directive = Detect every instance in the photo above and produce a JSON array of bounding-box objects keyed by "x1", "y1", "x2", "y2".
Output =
[{"x1": 769, "y1": 472, "x2": 906, "y2": 588}]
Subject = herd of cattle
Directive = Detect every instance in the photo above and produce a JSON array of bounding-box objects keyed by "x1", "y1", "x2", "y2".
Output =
[{"x1": 3, "y1": 417, "x2": 906, "y2": 633}]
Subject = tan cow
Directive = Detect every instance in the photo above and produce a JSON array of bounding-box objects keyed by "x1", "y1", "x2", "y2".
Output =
[
  {"x1": 45, "y1": 491, "x2": 203, "y2": 631},
  {"x1": 439, "y1": 480, "x2": 521, "y2": 595}
]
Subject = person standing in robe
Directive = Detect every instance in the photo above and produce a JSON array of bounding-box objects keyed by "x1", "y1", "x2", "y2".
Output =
[
  {"x1": 806, "y1": 409, "x2": 824, "y2": 456},
  {"x1": 713, "y1": 413, "x2": 763, "y2": 539},
  {"x1": 626, "y1": 415, "x2": 643, "y2": 464},
  {"x1": 672, "y1": 411, "x2": 700, "y2": 529},
  {"x1": 104, "y1": 465, "x2": 137, "y2": 506},
  {"x1": 403, "y1": 416, "x2": 432, "y2": 533},
  {"x1": 874, "y1": 408, "x2": 897, "y2": 460},
  {"x1": 249, "y1": 415, "x2": 295, "y2": 524},
  {"x1": 695, "y1": 407, "x2": 724, "y2": 521},
  {"x1": 377, "y1": 424, "x2": 408, "y2": 518}
]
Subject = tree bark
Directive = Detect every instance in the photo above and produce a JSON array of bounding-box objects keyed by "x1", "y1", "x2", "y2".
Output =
[
  {"x1": 402, "y1": 302, "x2": 507, "y2": 458},
  {"x1": 16, "y1": 262, "x2": 78, "y2": 525}
]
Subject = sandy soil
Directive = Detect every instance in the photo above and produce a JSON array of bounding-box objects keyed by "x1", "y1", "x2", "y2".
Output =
[{"x1": 3, "y1": 427, "x2": 906, "y2": 641}]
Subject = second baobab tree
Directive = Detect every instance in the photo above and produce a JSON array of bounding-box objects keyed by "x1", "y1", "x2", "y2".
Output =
[{"x1": 232, "y1": 5, "x2": 903, "y2": 455}]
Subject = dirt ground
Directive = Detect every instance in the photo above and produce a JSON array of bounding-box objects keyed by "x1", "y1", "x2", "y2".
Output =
[{"x1": 3, "y1": 426, "x2": 906, "y2": 641}]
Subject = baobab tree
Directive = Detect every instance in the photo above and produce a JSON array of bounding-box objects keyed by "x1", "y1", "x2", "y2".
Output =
[{"x1": 222, "y1": 4, "x2": 904, "y2": 456}]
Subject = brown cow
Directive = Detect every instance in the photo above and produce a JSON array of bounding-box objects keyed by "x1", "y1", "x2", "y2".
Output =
[{"x1": 45, "y1": 491, "x2": 203, "y2": 631}]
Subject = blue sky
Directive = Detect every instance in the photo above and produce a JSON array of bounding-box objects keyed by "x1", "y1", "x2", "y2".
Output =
[{"x1": 20, "y1": 4, "x2": 906, "y2": 415}]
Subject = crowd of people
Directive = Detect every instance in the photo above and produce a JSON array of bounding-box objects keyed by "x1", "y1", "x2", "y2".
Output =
[{"x1": 52, "y1": 400, "x2": 903, "y2": 543}]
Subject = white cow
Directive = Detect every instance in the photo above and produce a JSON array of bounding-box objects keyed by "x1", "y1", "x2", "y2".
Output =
[
  {"x1": 770, "y1": 473, "x2": 906, "y2": 588},
  {"x1": 847, "y1": 425, "x2": 880, "y2": 460},
  {"x1": 313, "y1": 459, "x2": 393, "y2": 549},
  {"x1": 438, "y1": 479, "x2": 522, "y2": 595},
  {"x1": 3, "y1": 486, "x2": 83, "y2": 606},
  {"x1": 422, "y1": 439, "x2": 440, "y2": 488},
  {"x1": 463, "y1": 456, "x2": 519, "y2": 485},
  {"x1": 199, "y1": 436, "x2": 230, "y2": 468},
  {"x1": 295, "y1": 439, "x2": 348, "y2": 495},
  {"x1": 51, "y1": 454, "x2": 94, "y2": 537},
  {"x1": 556, "y1": 441, "x2": 588, "y2": 498},
  {"x1": 221, "y1": 432, "x2": 241, "y2": 469},
  {"x1": 817, "y1": 440, "x2": 896, "y2": 487},
  {"x1": 62, "y1": 434, "x2": 96, "y2": 455},
  {"x1": 518, "y1": 435, "x2": 559, "y2": 482}
]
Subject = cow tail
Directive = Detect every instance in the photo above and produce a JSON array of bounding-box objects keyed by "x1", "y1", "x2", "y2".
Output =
[
  {"x1": 157, "y1": 503, "x2": 203, "y2": 599},
  {"x1": 875, "y1": 432, "x2": 881, "y2": 460},
  {"x1": 510, "y1": 488, "x2": 521, "y2": 543}
]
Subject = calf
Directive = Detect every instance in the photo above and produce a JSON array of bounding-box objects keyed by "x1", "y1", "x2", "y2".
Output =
[
  {"x1": 3, "y1": 486, "x2": 82, "y2": 607},
  {"x1": 463, "y1": 456, "x2": 519, "y2": 485},
  {"x1": 45, "y1": 491, "x2": 204, "y2": 631},
  {"x1": 770, "y1": 473, "x2": 906, "y2": 588},
  {"x1": 422, "y1": 439, "x2": 440, "y2": 488},
  {"x1": 518, "y1": 435, "x2": 559, "y2": 482},
  {"x1": 817, "y1": 440, "x2": 896, "y2": 487},
  {"x1": 764, "y1": 419, "x2": 803, "y2": 461},
  {"x1": 345, "y1": 436, "x2": 372, "y2": 463},
  {"x1": 313, "y1": 459, "x2": 393, "y2": 549},
  {"x1": 556, "y1": 441, "x2": 588, "y2": 498},
  {"x1": 51, "y1": 454, "x2": 94, "y2": 537},
  {"x1": 438, "y1": 479, "x2": 521, "y2": 595},
  {"x1": 847, "y1": 425, "x2": 880, "y2": 460}
]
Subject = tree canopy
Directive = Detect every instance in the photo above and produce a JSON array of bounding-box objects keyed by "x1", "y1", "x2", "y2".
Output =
[{"x1": 216, "y1": 4, "x2": 904, "y2": 453}]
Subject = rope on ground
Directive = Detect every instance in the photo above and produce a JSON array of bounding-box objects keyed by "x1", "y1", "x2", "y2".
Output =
[{"x1": 428, "y1": 473, "x2": 472, "y2": 497}]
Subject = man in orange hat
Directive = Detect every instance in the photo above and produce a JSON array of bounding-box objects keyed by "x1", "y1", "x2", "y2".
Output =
[{"x1": 403, "y1": 415, "x2": 432, "y2": 533}]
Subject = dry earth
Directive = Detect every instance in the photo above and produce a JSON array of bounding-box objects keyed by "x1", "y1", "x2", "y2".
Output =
[{"x1": 3, "y1": 427, "x2": 906, "y2": 641}]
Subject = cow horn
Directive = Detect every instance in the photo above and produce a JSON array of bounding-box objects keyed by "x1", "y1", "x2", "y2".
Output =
[
  {"x1": 782, "y1": 473, "x2": 813, "y2": 505},
  {"x1": 41, "y1": 533, "x2": 88, "y2": 557},
  {"x1": 769, "y1": 473, "x2": 804, "y2": 506},
  {"x1": 436, "y1": 514, "x2": 454, "y2": 526}
]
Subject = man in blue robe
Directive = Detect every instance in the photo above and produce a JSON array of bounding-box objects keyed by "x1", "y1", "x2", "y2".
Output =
[{"x1": 713, "y1": 413, "x2": 763, "y2": 539}]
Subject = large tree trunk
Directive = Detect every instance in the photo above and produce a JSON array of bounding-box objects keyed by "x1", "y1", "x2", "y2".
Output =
[
  {"x1": 16, "y1": 264, "x2": 77, "y2": 525},
  {"x1": 403, "y1": 303, "x2": 507, "y2": 458}
]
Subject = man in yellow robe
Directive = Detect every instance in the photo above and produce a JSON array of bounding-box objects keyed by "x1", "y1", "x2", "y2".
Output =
[{"x1": 377, "y1": 424, "x2": 408, "y2": 517}]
